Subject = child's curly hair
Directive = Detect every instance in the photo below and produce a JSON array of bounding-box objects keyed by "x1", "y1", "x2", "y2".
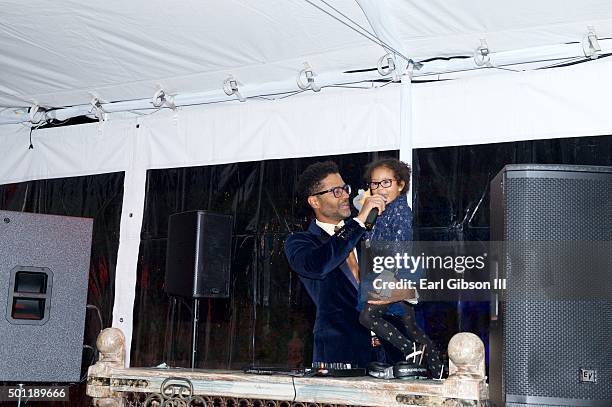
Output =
[{"x1": 363, "y1": 158, "x2": 411, "y2": 194}]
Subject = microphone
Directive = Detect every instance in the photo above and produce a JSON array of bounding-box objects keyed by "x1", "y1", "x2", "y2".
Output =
[{"x1": 364, "y1": 208, "x2": 379, "y2": 230}]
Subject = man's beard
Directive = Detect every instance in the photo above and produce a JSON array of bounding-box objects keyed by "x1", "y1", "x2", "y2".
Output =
[
  {"x1": 316, "y1": 198, "x2": 351, "y2": 222},
  {"x1": 332, "y1": 200, "x2": 351, "y2": 220}
]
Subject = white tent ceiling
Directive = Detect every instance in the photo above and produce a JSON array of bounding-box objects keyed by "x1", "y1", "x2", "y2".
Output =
[
  {"x1": 2, "y1": 0, "x2": 612, "y2": 124},
  {"x1": 1, "y1": 0, "x2": 380, "y2": 108}
]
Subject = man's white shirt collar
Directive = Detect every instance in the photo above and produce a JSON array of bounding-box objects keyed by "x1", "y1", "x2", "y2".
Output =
[{"x1": 315, "y1": 219, "x2": 343, "y2": 236}]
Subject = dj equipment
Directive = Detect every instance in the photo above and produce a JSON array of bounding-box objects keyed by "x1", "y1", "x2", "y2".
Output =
[
  {"x1": 367, "y1": 361, "x2": 428, "y2": 380},
  {"x1": 0, "y1": 210, "x2": 93, "y2": 382},
  {"x1": 489, "y1": 164, "x2": 612, "y2": 407},
  {"x1": 393, "y1": 362, "x2": 428, "y2": 380},
  {"x1": 243, "y1": 366, "x2": 313, "y2": 377},
  {"x1": 312, "y1": 362, "x2": 356, "y2": 370},
  {"x1": 311, "y1": 362, "x2": 367, "y2": 377},
  {"x1": 243, "y1": 364, "x2": 366, "y2": 377},
  {"x1": 165, "y1": 210, "x2": 233, "y2": 299},
  {"x1": 314, "y1": 367, "x2": 367, "y2": 377},
  {"x1": 368, "y1": 361, "x2": 394, "y2": 379}
]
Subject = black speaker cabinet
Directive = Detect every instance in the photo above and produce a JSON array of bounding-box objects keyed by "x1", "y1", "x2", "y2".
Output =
[
  {"x1": 0, "y1": 210, "x2": 93, "y2": 382},
  {"x1": 165, "y1": 210, "x2": 232, "y2": 298},
  {"x1": 489, "y1": 165, "x2": 612, "y2": 407}
]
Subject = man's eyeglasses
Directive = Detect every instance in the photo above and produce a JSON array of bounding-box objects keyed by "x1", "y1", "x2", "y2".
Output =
[
  {"x1": 311, "y1": 184, "x2": 351, "y2": 198},
  {"x1": 368, "y1": 179, "x2": 395, "y2": 190}
]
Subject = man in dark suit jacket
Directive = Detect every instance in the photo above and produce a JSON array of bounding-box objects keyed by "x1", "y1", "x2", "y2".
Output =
[{"x1": 284, "y1": 161, "x2": 387, "y2": 368}]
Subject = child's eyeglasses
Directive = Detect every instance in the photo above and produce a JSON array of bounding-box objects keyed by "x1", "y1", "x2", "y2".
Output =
[{"x1": 368, "y1": 179, "x2": 396, "y2": 190}]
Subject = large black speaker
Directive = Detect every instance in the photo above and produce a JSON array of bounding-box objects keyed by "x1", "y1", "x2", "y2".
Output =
[
  {"x1": 165, "y1": 210, "x2": 232, "y2": 298},
  {"x1": 0, "y1": 210, "x2": 93, "y2": 382},
  {"x1": 489, "y1": 165, "x2": 612, "y2": 407}
]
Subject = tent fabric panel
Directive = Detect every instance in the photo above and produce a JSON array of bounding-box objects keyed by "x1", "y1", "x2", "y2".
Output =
[
  {"x1": 0, "y1": 120, "x2": 134, "y2": 185},
  {"x1": 111, "y1": 164, "x2": 148, "y2": 367},
  {"x1": 411, "y1": 58, "x2": 612, "y2": 148},
  {"x1": 0, "y1": 86, "x2": 402, "y2": 186},
  {"x1": 361, "y1": 0, "x2": 612, "y2": 59},
  {"x1": 142, "y1": 86, "x2": 401, "y2": 169},
  {"x1": 0, "y1": 0, "x2": 381, "y2": 108}
]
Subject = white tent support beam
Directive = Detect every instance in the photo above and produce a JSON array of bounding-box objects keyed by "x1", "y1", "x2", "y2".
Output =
[
  {"x1": 358, "y1": 0, "x2": 414, "y2": 205},
  {"x1": 399, "y1": 74, "x2": 414, "y2": 208},
  {"x1": 111, "y1": 119, "x2": 149, "y2": 367},
  {"x1": 419, "y1": 39, "x2": 612, "y2": 77},
  {"x1": 3, "y1": 39, "x2": 612, "y2": 126},
  {"x1": 356, "y1": 0, "x2": 410, "y2": 75},
  {"x1": 0, "y1": 70, "x2": 393, "y2": 125}
]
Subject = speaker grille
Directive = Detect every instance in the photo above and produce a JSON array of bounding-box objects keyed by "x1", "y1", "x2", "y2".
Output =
[
  {"x1": 0, "y1": 210, "x2": 93, "y2": 382},
  {"x1": 502, "y1": 168, "x2": 612, "y2": 402},
  {"x1": 165, "y1": 210, "x2": 233, "y2": 298}
]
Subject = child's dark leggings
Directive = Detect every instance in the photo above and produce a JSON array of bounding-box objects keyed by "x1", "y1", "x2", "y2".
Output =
[{"x1": 359, "y1": 302, "x2": 445, "y2": 378}]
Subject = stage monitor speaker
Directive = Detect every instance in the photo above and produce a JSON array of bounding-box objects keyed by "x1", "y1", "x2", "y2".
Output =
[
  {"x1": 0, "y1": 210, "x2": 93, "y2": 382},
  {"x1": 489, "y1": 164, "x2": 612, "y2": 407},
  {"x1": 165, "y1": 210, "x2": 232, "y2": 298}
]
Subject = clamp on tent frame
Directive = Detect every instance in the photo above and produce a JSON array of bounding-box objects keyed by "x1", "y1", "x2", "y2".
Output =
[
  {"x1": 406, "y1": 59, "x2": 421, "y2": 79},
  {"x1": 583, "y1": 27, "x2": 601, "y2": 59},
  {"x1": 223, "y1": 75, "x2": 246, "y2": 102},
  {"x1": 28, "y1": 104, "x2": 45, "y2": 124},
  {"x1": 378, "y1": 54, "x2": 422, "y2": 81},
  {"x1": 474, "y1": 39, "x2": 492, "y2": 67},
  {"x1": 377, "y1": 53, "x2": 398, "y2": 80},
  {"x1": 152, "y1": 89, "x2": 176, "y2": 110},
  {"x1": 297, "y1": 62, "x2": 321, "y2": 92},
  {"x1": 89, "y1": 98, "x2": 106, "y2": 121},
  {"x1": 27, "y1": 103, "x2": 47, "y2": 150}
]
